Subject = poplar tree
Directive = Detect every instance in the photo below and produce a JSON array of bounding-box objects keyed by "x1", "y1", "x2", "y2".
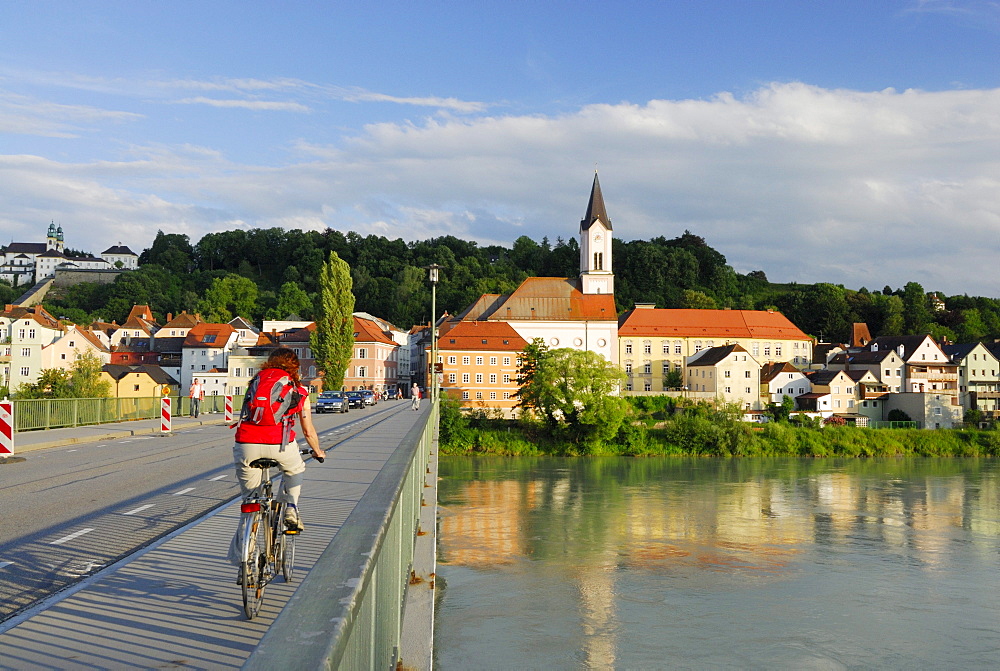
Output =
[{"x1": 311, "y1": 251, "x2": 355, "y2": 390}]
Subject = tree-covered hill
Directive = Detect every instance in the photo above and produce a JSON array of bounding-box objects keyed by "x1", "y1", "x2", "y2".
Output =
[{"x1": 25, "y1": 226, "x2": 1000, "y2": 345}]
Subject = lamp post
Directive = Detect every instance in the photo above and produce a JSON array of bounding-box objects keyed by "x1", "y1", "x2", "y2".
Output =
[{"x1": 426, "y1": 264, "x2": 442, "y2": 404}]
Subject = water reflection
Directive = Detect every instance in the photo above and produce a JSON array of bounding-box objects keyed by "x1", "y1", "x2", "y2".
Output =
[{"x1": 436, "y1": 457, "x2": 1000, "y2": 669}]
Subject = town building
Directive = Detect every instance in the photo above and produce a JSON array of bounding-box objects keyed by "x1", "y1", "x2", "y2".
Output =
[
  {"x1": 0, "y1": 304, "x2": 65, "y2": 390},
  {"x1": 942, "y1": 342, "x2": 1000, "y2": 419},
  {"x1": 344, "y1": 315, "x2": 400, "y2": 394},
  {"x1": 437, "y1": 321, "x2": 527, "y2": 416},
  {"x1": 760, "y1": 361, "x2": 810, "y2": 406},
  {"x1": 686, "y1": 344, "x2": 763, "y2": 410},
  {"x1": 618, "y1": 305, "x2": 813, "y2": 393}
]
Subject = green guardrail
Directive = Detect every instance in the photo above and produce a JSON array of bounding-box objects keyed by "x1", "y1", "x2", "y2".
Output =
[{"x1": 9, "y1": 394, "x2": 259, "y2": 432}]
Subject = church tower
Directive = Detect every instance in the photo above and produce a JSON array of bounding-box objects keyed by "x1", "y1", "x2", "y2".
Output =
[
  {"x1": 46, "y1": 222, "x2": 58, "y2": 251},
  {"x1": 579, "y1": 172, "x2": 614, "y2": 295}
]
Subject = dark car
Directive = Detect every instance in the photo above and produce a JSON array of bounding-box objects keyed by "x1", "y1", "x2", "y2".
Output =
[
  {"x1": 315, "y1": 390, "x2": 348, "y2": 414},
  {"x1": 346, "y1": 391, "x2": 366, "y2": 409},
  {"x1": 361, "y1": 389, "x2": 376, "y2": 406}
]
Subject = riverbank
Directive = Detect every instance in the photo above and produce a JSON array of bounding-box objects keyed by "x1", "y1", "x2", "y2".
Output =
[{"x1": 439, "y1": 398, "x2": 1000, "y2": 457}]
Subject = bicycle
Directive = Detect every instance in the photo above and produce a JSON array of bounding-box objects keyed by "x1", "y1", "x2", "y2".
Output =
[{"x1": 238, "y1": 449, "x2": 323, "y2": 619}]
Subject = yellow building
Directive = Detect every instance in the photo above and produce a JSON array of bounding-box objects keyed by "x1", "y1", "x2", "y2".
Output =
[{"x1": 618, "y1": 305, "x2": 813, "y2": 393}]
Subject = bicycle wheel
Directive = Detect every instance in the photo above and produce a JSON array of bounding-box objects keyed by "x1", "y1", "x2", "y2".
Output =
[
  {"x1": 241, "y1": 511, "x2": 267, "y2": 619},
  {"x1": 273, "y1": 502, "x2": 295, "y2": 582}
]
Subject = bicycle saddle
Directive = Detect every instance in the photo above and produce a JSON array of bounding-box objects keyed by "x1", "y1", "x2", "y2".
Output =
[{"x1": 248, "y1": 458, "x2": 281, "y2": 469}]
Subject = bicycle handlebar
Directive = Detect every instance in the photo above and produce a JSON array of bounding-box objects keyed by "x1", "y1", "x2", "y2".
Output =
[{"x1": 301, "y1": 448, "x2": 324, "y2": 463}]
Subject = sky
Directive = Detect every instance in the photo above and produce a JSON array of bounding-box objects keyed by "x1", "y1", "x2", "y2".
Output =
[{"x1": 2, "y1": 1, "x2": 1000, "y2": 297}]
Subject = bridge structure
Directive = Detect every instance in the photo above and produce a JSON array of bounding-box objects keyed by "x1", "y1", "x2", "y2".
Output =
[{"x1": 0, "y1": 402, "x2": 439, "y2": 670}]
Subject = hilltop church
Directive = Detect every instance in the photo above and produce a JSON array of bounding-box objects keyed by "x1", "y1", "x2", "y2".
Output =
[{"x1": 0, "y1": 222, "x2": 138, "y2": 285}]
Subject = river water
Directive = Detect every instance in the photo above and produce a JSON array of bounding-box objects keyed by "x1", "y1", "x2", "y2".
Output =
[{"x1": 434, "y1": 457, "x2": 1000, "y2": 669}]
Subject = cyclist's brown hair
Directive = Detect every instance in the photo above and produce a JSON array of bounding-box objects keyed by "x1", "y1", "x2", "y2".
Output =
[{"x1": 264, "y1": 347, "x2": 301, "y2": 386}]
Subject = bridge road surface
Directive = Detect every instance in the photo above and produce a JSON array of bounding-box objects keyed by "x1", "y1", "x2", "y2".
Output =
[{"x1": 0, "y1": 401, "x2": 428, "y2": 670}]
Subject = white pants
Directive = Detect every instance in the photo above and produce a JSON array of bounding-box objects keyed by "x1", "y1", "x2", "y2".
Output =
[{"x1": 229, "y1": 441, "x2": 305, "y2": 565}]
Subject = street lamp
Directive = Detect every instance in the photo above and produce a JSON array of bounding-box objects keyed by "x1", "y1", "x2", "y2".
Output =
[{"x1": 425, "y1": 264, "x2": 443, "y2": 404}]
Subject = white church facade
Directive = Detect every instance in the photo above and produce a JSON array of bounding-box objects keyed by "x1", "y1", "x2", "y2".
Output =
[{"x1": 1, "y1": 223, "x2": 138, "y2": 285}]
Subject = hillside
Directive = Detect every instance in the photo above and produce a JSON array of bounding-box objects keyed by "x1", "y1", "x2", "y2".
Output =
[{"x1": 17, "y1": 227, "x2": 1000, "y2": 345}]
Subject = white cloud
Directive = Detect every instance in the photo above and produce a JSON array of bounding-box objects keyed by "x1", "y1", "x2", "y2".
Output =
[
  {"x1": 4, "y1": 82, "x2": 1000, "y2": 297},
  {"x1": 171, "y1": 97, "x2": 311, "y2": 112}
]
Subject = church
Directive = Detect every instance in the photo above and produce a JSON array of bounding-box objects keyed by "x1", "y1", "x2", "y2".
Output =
[
  {"x1": 0, "y1": 223, "x2": 138, "y2": 285},
  {"x1": 435, "y1": 174, "x2": 620, "y2": 413},
  {"x1": 448, "y1": 173, "x2": 619, "y2": 362}
]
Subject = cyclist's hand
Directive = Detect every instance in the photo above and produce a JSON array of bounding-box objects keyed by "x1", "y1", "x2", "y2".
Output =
[{"x1": 311, "y1": 447, "x2": 326, "y2": 463}]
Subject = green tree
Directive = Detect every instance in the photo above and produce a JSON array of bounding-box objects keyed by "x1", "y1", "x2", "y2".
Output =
[
  {"x1": 520, "y1": 347, "x2": 628, "y2": 448},
  {"x1": 515, "y1": 338, "x2": 550, "y2": 413},
  {"x1": 311, "y1": 251, "x2": 355, "y2": 389},
  {"x1": 70, "y1": 350, "x2": 111, "y2": 398},
  {"x1": 680, "y1": 289, "x2": 717, "y2": 309},
  {"x1": 271, "y1": 281, "x2": 313, "y2": 320},
  {"x1": 663, "y1": 369, "x2": 684, "y2": 390},
  {"x1": 902, "y1": 282, "x2": 932, "y2": 334},
  {"x1": 197, "y1": 274, "x2": 259, "y2": 322}
]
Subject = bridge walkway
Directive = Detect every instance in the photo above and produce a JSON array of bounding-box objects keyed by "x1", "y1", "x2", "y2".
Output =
[{"x1": 0, "y1": 403, "x2": 433, "y2": 670}]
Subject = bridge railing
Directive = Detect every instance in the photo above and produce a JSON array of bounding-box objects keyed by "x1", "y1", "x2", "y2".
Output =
[
  {"x1": 8, "y1": 394, "x2": 277, "y2": 431},
  {"x1": 244, "y1": 403, "x2": 436, "y2": 671}
]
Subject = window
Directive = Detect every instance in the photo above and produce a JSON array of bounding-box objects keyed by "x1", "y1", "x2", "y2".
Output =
[
  {"x1": 625, "y1": 341, "x2": 633, "y2": 354},
  {"x1": 490, "y1": 374, "x2": 497, "y2": 384},
  {"x1": 476, "y1": 356, "x2": 484, "y2": 365},
  {"x1": 625, "y1": 363, "x2": 633, "y2": 374},
  {"x1": 29, "y1": 329, "x2": 36, "y2": 338},
  {"x1": 752, "y1": 342, "x2": 759, "y2": 356},
  {"x1": 60, "y1": 353, "x2": 66, "y2": 360},
  {"x1": 503, "y1": 391, "x2": 511, "y2": 399},
  {"x1": 745, "y1": 387, "x2": 751, "y2": 394},
  {"x1": 490, "y1": 357, "x2": 497, "y2": 366},
  {"x1": 462, "y1": 373, "x2": 470, "y2": 383},
  {"x1": 133, "y1": 384, "x2": 140, "y2": 392},
  {"x1": 724, "y1": 370, "x2": 731, "y2": 378},
  {"x1": 462, "y1": 356, "x2": 470, "y2": 365},
  {"x1": 745, "y1": 371, "x2": 751, "y2": 378},
  {"x1": 675, "y1": 343, "x2": 682, "y2": 354},
  {"x1": 503, "y1": 374, "x2": 510, "y2": 384},
  {"x1": 357, "y1": 366, "x2": 367, "y2": 377},
  {"x1": 21, "y1": 348, "x2": 30, "y2": 357},
  {"x1": 476, "y1": 392, "x2": 483, "y2": 400},
  {"x1": 462, "y1": 391, "x2": 469, "y2": 400},
  {"x1": 358, "y1": 348, "x2": 367, "y2": 359},
  {"x1": 20, "y1": 367, "x2": 29, "y2": 376},
  {"x1": 448, "y1": 356, "x2": 456, "y2": 364},
  {"x1": 694, "y1": 341, "x2": 703, "y2": 352},
  {"x1": 69, "y1": 341, "x2": 75, "y2": 347},
  {"x1": 490, "y1": 392, "x2": 497, "y2": 400},
  {"x1": 503, "y1": 357, "x2": 511, "y2": 366},
  {"x1": 764, "y1": 345, "x2": 771, "y2": 357},
  {"x1": 449, "y1": 373, "x2": 456, "y2": 383},
  {"x1": 201, "y1": 365, "x2": 206, "y2": 371},
  {"x1": 725, "y1": 386, "x2": 731, "y2": 393},
  {"x1": 643, "y1": 362, "x2": 652, "y2": 374},
  {"x1": 17, "y1": 329, "x2": 24, "y2": 339},
  {"x1": 643, "y1": 341, "x2": 652, "y2": 354},
  {"x1": 235, "y1": 368, "x2": 242, "y2": 377},
  {"x1": 475, "y1": 374, "x2": 483, "y2": 383},
  {"x1": 775, "y1": 344, "x2": 782, "y2": 357},
  {"x1": 663, "y1": 362, "x2": 670, "y2": 374},
  {"x1": 644, "y1": 381, "x2": 652, "y2": 391},
  {"x1": 662, "y1": 342, "x2": 669, "y2": 354}
]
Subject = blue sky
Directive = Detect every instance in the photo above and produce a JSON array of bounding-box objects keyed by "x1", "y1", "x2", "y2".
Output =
[{"x1": 2, "y1": 1, "x2": 1000, "y2": 297}]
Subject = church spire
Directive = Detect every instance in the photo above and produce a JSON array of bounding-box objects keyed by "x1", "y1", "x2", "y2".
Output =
[{"x1": 580, "y1": 172, "x2": 612, "y2": 231}]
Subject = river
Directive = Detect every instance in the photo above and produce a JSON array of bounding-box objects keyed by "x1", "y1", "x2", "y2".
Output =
[{"x1": 434, "y1": 457, "x2": 1000, "y2": 669}]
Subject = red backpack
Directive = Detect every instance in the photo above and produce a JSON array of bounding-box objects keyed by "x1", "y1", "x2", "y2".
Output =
[{"x1": 234, "y1": 368, "x2": 304, "y2": 445}]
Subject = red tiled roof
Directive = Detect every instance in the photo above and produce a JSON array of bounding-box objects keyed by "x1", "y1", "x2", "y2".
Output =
[
  {"x1": 183, "y1": 323, "x2": 236, "y2": 347},
  {"x1": 438, "y1": 321, "x2": 528, "y2": 351},
  {"x1": 619, "y1": 308, "x2": 811, "y2": 340},
  {"x1": 353, "y1": 316, "x2": 395, "y2": 345},
  {"x1": 484, "y1": 277, "x2": 617, "y2": 322}
]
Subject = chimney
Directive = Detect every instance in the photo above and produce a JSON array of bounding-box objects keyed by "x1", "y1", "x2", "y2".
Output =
[
  {"x1": 166, "y1": 312, "x2": 173, "y2": 322},
  {"x1": 3, "y1": 304, "x2": 11, "y2": 312}
]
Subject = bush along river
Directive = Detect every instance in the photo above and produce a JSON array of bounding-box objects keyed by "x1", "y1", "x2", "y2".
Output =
[{"x1": 434, "y1": 456, "x2": 1000, "y2": 669}]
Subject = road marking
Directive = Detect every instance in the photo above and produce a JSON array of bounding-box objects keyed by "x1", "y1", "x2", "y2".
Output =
[
  {"x1": 209, "y1": 474, "x2": 227, "y2": 481},
  {"x1": 51, "y1": 528, "x2": 94, "y2": 545},
  {"x1": 66, "y1": 449, "x2": 77, "y2": 453},
  {"x1": 122, "y1": 504, "x2": 154, "y2": 516},
  {"x1": 173, "y1": 487, "x2": 195, "y2": 496},
  {"x1": 0, "y1": 561, "x2": 13, "y2": 569}
]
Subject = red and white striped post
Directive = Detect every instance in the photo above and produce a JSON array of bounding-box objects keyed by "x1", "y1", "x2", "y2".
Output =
[
  {"x1": 0, "y1": 400, "x2": 13, "y2": 454},
  {"x1": 161, "y1": 397, "x2": 172, "y2": 434},
  {"x1": 225, "y1": 395, "x2": 234, "y2": 423}
]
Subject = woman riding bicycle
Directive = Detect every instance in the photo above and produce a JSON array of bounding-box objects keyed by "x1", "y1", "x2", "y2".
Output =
[{"x1": 228, "y1": 347, "x2": 325, "y2": 565}]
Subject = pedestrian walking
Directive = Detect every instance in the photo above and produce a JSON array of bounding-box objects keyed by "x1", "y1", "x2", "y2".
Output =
[
  {"x1": 189, "y1": 378, "x2": 205, "y2": 418},
  {"x1": 411, "y1": 383, "x2": 421, "y2": 410}
]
